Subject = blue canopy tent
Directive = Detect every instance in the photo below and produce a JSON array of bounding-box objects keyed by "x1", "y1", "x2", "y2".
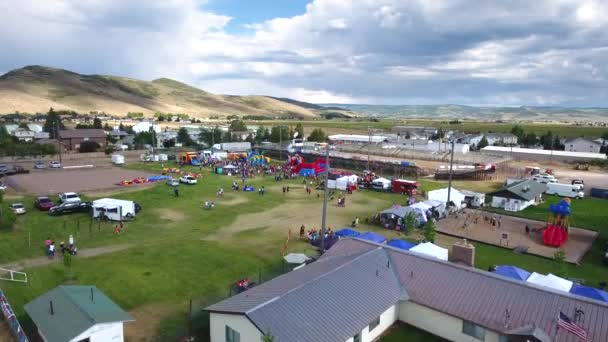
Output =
[
  {"x1": 387, "y1": 239, "x2": 416, "y2": 250},
  {"x1": 358, "y1": 232, "x2": 387, "y2": 244},
  {"x1": 335, "y1": 228, "x2": 361, "y2": 238},
  {"x1": 570, "y1": 284, "x2": 608, "y2": 303},
  {"x1": 493, "y1": 265, "x2": 531, "y2": 281}
]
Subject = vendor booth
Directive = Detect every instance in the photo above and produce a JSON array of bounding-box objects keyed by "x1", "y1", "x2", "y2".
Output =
[
  {"x1": 335, "y1": 228, "x2": 360, "y2": 238},
  {"x1": 409, "y1": 242, "x2": 448, "y2": 261},
  {"x1": 371, "y1": 177, "x2": 392, "y2": 191},
  {"x1": 358, "y1": 232, "x2": 387, "y2": 244},
  {"x1": 378, "y1": 206, "x2": 425, "y2": 230},
  {"x1": 387, "y1": 239, "x2": 416, "y2": 250},
  {"x1": 526, "y1": 273, "x2": 573, "y2": 293},
  {"x1": 427, "y1": 187, "x2": 467, "y2": 209}
]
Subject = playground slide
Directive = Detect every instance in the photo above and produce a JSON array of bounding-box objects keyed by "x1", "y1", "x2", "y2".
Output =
[{"x1": 191, "y1": 157, "x2": 200, "y2": 166}]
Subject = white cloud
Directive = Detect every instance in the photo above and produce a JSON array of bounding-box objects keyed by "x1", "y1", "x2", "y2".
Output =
[{"x1": 1, "y1": 0, "x2": 608, "y2": 106}]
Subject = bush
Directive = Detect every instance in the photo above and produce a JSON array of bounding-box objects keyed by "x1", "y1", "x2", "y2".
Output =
[
  {"x1": 104, "y1": 145, "x2": 115, "y2": 155},
  {"x1": 79, "y1": 140, "x2": 101, "y2": 153},
  {"x1": 0, "y1": 193, "x2": 17, "y2": 231}
]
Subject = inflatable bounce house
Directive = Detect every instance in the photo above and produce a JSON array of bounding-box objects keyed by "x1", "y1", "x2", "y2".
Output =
[
  {"x1": 248, "y1": 151, "x2": 270, "y2": 167},
  {"x1": 542, "y1": 198, "x2": 571, "y2": 247},
  {"x1": 177, "y1": 152, "x2": 200, "y2": 166},
  {"x1": 289, "y1": 154, "x2": 328, "y2": 176}
]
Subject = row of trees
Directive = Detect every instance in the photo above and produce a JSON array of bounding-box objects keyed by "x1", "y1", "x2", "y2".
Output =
[
  {"x1": 0, "y1": 125, "x2": 56, "y2": 157},
  {"x1": 511, "y1": 125, "x2": 566, "y2": 150}
]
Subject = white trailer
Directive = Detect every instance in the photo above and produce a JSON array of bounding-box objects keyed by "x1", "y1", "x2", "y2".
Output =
[
  {"x1": 545, "y1": 183, "x2": 585, "y2": 199},
  {"x1": 92, "y1": 198, "x2": 137, "y2": 221}
]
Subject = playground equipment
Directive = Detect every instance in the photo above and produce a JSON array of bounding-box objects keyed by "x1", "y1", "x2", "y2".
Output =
[
  {"x1": 248, "y1": 151, "x2": 270, "y2": 167},
  {"x1": 289, "y1": 154, "x2": 328, "y2": 176},
  {"x1": 177, "y1": 151, "x2": 200, "y2": 166},
  {"x1": 542, "y1": 198, "x2": 571, "y2": 247}
]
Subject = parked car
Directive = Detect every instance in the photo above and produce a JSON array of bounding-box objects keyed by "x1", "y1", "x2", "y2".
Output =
[
  {"x1": 35, "y1": 196, "x2": 55, "y2": 211},
  {"x1": 179, "y1": 175, "x2": 197, "y2": 185},
  {"x1": 10, "y1": 203, "x2": 26, "y2": 215},
  {"x1": 0, "y1": 182, "x2": 6, "y2": 191},
  {"x1": 50, "y1": 160, "x2": 62, "y2": 168},
  {"x1": 48, "y1": 201, "x2": 92, "y2": 216},
  {"x1": 34, "y1": 160, "x2": 46, "y2": 169},
  {"x1": 533, "y1": 174, "x2": 556, "y2": 184},
  {"x1": 59, "y1": 192, "x2": 82, "y2": 203},
  {"x1": 6, "y1": 165, "x2": 29, "y2": 175},
  {"x1": 135, "y1": 202, "x2": 142, "y2": 213},
  {"x1": 0, "y1": 164, "x2": 8, "y2": 174},
  {"x1": 166, "y1": 178, "x2": 180, "y2": 187},
  {"x1": 571, "y1": 179, "x2": 584, "y2": 189}
]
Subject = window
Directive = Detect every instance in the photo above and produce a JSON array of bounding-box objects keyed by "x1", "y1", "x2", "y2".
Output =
[
  {"x1": 369, "y1": 316, "x2": 380, "y2": 331},
  {"x1": 353, "y1": 332, "x2": 361, "y2": 342},
  {"x1": 225, "y1": 325, "x2": 240, "y2": 342},
  {"x1": 463, "y1": 321, "x2": 486, "y2": 340}
]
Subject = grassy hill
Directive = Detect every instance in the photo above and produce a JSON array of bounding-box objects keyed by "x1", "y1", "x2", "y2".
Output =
[{"x1": 0, "y1": 65, "x2": 355, "y2": 118}]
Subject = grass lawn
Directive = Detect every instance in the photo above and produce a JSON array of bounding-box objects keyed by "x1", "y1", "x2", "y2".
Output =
[
  {"x1": 1, "y1": 163, "x2": 606, "y2": 340},
  {"x1": 380, "y1": 323, "x2": 448, "y2": 342}
]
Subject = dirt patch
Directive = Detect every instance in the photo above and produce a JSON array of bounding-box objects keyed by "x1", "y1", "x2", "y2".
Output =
[
  {"x1": 215, "y1": 194, "x2": 248, "y2": 206},
  {"x1": 156, "y1": 208, "x2": 187, "y2": 222},
  {"x1": 124, "y1": 303, "x2": 178, "y2": 342},
  {"x1": 5, "y1": 167, "x2": 155, "y2": 195}
]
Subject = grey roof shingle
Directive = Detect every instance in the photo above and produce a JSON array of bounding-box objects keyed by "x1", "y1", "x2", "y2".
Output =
[
  {"x1": 207, "y1": 238, "x2": 608, "y2": 342},
  {"x1": 24, "y1": 285, "x2": 134, "y2": 342},
  {"x1": 59, "y1": 129, "x2": 106, "y2": 139},
  {"x1": 489, "y1": 179, "x2": 547, "y2": 201},
  {"x1": 207, "y1": 248, "x2": 406, "y2": 342}
]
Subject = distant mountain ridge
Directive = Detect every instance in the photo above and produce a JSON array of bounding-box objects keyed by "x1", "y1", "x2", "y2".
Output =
[
  {"x1": 0, "y1": 65, "x2": 355, "y2": 118},
  {"x1": 323, "y1": 104, "x2": 608, "y2": 121}
]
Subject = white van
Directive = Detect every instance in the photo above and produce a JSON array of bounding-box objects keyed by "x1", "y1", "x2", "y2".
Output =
[
  {"x1": 533, "y1": 173, "x2": 557, "y2": 184},
  {"x1": 546, "y1": 183, "x2": 585, "y2": 199}
]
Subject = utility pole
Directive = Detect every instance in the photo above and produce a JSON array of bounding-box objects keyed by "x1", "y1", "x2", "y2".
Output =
[
  {"x1": 279, "y1": 126, "x2": 282, "y2": 162},
  {"x1": 56, "y1": 119, "x2": 62, "y2": 164},
  {"x1": 319, "y1": 143, "x2": 330, "y2": 253},
  {"x1": 446, "y1": 140, "x2": 455, "y2": 206},
  {"x1": 367, "y1": 127, "x2": 372, "y2": 171}
]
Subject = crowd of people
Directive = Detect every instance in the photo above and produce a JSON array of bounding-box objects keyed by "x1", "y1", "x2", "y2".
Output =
[{"x1": 44, "y1": 234, "x2": 78, "y2": 258}]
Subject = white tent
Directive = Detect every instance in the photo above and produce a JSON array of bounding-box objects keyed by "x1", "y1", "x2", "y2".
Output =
[
  {"x1": 526, "y1": 273, "x2": 573, "y2": 292},
  {"x1": 409, "y1": 242, "x2": 448, "y2": 261},
  {"x1": 335, "y1": 177, "x2": 349, "y2": 190},
  {"x1": 409, "y1": 202, "x2": 432, "y2": 223},
  {"x1": 283, "y1": 253, "x2": 310, "y2": 264},
  {"x1": 427, "y1": 188, "x2": 467, "y2": 209}
]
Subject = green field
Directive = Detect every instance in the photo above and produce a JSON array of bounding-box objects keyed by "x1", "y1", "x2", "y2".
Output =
[
  {"x1": 380, "y1": 323, "x2": 448, "y2": 342},
  {"x1": 1, "y1": 165, "x2": 607, "y2": 341},
  {"x1": 247, "y1": 119, "x2": 607, "y2": 138}
]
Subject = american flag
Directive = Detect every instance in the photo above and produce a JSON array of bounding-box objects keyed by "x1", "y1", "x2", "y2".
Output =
[{"x1": 559, "y1": 311, "x2": 588, "y2": 340}]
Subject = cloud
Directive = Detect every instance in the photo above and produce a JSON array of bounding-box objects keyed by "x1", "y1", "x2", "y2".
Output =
[{"x1": 0, "y1": 0, "x2": 607, "y2": 106}]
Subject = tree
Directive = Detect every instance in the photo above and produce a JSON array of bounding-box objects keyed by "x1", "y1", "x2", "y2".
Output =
[
  {"x1": 163, "y1": 138, "x2": 176, "y2": 148},
  {"x1": 43, "y1": 107, "x2": 65, "y2": 138},
  {"x1": 602, "y1": 131, "x2": 608, "y2": 141},
  {"x1": 404, "y1": 213, "x2": 417, "y2": 234},
  {"x1": 177, "y1": 127, "x2": 192, "y2": 146},
  {"x1": 199, "y1": 126, "x2": 224, "y2": 146},
  {"x1": 522, "y1": 132, "x2": 538, "y2": 147},
  {"x1": 229, "y1": 119, "x2": 247, "y2": 132},
  {"x1": 78, "y1": 141, "x2": 101, "y2": 153},
  {"x1": 477, "y1": 136, "x2": 489, "y2": 149},
  {"x1": 134, "y1": 131, "x2": 153, "y2": 149},
  {"x1": 103, "y1": 123, "x2": 112, "y2": 131},
  {"x1": 423, "y1": 219, "x2": 436, "y2": 243},
  {"x1": 511, "y1": 125, "x2": 525, "y2": 141},
  {"x1": 294, "y1": 123, "x2": 304, "y2": 139},
  {"x1": 307, "y1": 128, "x2": 327, "y2": 142},
  {"x1": 270, "y1": 126, "x2": 289, "y2": 143},
  {"x1": 119, "y1": 122, "x2": 125, "y2": 131},
  {"x1": 93, "y1": 117, "x2": 102, "y2": 129},
  {"x1": 261, "y1": 331, "x2": 275, "y2": 342},
  {"x1": 255, "y1": 126, "x2": 270, "y2": 143},
  {"x1": 539, "y1": 131, "x2": 554, "y2": 150}
]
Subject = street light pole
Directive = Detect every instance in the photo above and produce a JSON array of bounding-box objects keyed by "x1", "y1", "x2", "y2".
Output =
[
  {"x1": 320, "y1": 143, "x2": 330, "y2": 253},
  {"x1": 367, "y1": 127, "x2": 371, "y2": 171},
  {"x1": 279, "y1": 127, "x2": 282, "y2": 162},
  {"x1": 446, "y1": 140, "x2": 455, "y2": 206}
]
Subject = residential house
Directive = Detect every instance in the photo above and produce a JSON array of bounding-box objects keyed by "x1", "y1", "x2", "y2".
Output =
[
  {"x1": 3, "y1": 124, "x2": 18, "y2": 134},
  {"x1": 35, "y1": 132, "x2": 50, "y2": 140},
  {"x1": 454, "y1": 133, "x2": 485, "y2": 148},
  {"x1": 24, "y1": 285, "x2": 134, "y2": 342},
  {"x1": 565, "y1": 138, "x2": 602, "y2": 153},
  {"x1": 59, "y1": 129, "x2": 107, "y2": 151},
  {"x1": 207, "y1": 238, "x2": 608, "y2": 342},
  {"x1": 12, "y1": 128, "x2": 36, "y2": 142},
  {"x1": 392, "y1": 126, "x2": 438, "y2": 139},
  {"x1": 27, "y1": 123, "x2": 43, "y2": 133},
  {"x1": 132, "y1": 121, "x2": 161, "y2": 134},
  {"x1": 485, "y1": 133, "x2": 518, "y2": 146},
  {"x1": 488, "y1": 179, "x2": 547, "y2": 212}
]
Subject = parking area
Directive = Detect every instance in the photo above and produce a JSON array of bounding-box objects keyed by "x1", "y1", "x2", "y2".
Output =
[{"x1": 2, "y1": 167, "x2": 154, "y2": 195}]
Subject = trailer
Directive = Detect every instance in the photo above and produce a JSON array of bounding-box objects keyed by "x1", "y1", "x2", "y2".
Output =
[
  {"x1": 92, "y1": 198, "x2": 138, "y2": 221},
  {"x1": 111, "y1": 154, "x2": 125, "y2": 165},
  {"x1": 590, "y1": 188, "x2": 608, "y2": 199},
  {"x1": 371, "y1": 177, "x2": 392, "y2": 191},
  {"x1": 212, "y1": 142, "x2": 251, "y2": 152},
  {"x1": 545, "y1": 183, "x2": 584, "y2": 199},
  {"x1": 392, "y1": 179, "x2": 418, "y2": 195}
]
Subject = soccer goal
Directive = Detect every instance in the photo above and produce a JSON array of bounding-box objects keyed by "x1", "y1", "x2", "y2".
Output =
[{"x1": 0, "y1": 268, "x2": 27, "y2": 283}]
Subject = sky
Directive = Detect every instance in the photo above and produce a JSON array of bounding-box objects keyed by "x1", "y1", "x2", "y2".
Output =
[{"x1": 0, "y1": 0, "x2": 607, "y2": 106}]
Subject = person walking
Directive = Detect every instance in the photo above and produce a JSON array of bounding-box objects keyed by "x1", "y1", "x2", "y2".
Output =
[
  {"x1": 173, "y1": 186, "x2": 179, "y2": 197},
  {"x1": 68, "y1": 234, "x2": 74, "y2": 247}
]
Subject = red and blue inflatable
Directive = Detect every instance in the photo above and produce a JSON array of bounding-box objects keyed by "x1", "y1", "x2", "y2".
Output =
[
  {"x1": 542, "y1": 198, "x2": 571, "y2": 247},
  {"x1": 289, "y1": 154, "x2": 327, "y2": 176}
]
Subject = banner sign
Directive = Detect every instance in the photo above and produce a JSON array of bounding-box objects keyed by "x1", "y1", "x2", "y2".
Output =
[{"x1": 0, "y1": 288, "x2": 29, "y2": 342}]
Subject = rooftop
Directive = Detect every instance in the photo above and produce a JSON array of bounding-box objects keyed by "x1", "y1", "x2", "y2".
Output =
[
  {"x1": 59, "y1": 129, "x2": 106, "y2": 139},
  {"x1": 207, "y1": 238, "x2": 608, "y2": 342},
  {"x1": 489, "y1": 178, "x2": 547, "y2": 201},
  {"x1": 481, "y1": 146, "x2": 607, "y2": 159},
  {"x1": 24, "y1": 285, "x2": 134, "y2": 342}
]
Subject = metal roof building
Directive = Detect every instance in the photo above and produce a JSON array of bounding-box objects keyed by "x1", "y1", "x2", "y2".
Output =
[
  {"x1": 481, "y1": 146, "x2": 607, "y2": 162},
  {"x1": 207, "y1": 238, "x2": 608, "y2": 342}
]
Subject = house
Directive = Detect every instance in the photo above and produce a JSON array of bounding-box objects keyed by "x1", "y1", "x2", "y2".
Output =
[
  {"x1": 12, "y1": 128, "x2": 36, "y2": 142},
  {"x1": 35, "y1": 132, "x2": 50, "y2": 140},
  {"x1": 328, "y1": 134, "x2": 389, "y2": 144},
  {"x1": 59, "y1": 129, "x2": 107, "y2": 151},
  {"x1": 131, "y1": 121, "x2": 161, "y2": 134},
  {"x1": 3, "y1": 124, "x2": 18, "y2": 134},
  {"x1": 24, "y1": 285, "x2": 134, "y2": 342},
  {"x1": 488, "y1": 179, "x2": 547, "y2": 212},
  {"x1": 206, "y1": 238, "x2": 608, "y2": 342},
  {"x1": 455, "y1": 133, "x2": 484, "y2": 148},
  {"x1": 485, "y1": 133, "x2": 518, "y2": 146},
  {"x1": 565, "y1": 138, "x2": 602, "y2": 153},
  {"x1": 27, "y1": 123, "x2": 44, "y2": 133},
  {"x1": 392, "y1": 126, "x2": 438, "y2": 139}
]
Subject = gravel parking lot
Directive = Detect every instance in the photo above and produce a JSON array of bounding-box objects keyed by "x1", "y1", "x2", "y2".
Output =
[{"x1": 3, "y1": 167, "x2": 154, "y2": 195}]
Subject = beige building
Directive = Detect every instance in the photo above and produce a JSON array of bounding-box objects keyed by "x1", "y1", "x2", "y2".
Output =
[
  {"x1": 207, "y1": 238, "x2": 608, "y2": 342},
  {"x1": 565, "y1": 138, "x2": 602, "y2": 153}
]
